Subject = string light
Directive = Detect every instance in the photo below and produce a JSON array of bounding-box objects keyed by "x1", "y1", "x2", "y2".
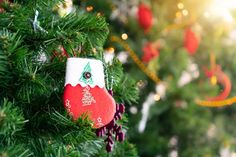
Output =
[
  {"x1": 177, "y1": 3, "x2": 184, "y2": 9},
  {"x1": 106, "y1": 47, "x2": 115, "y2": 53},
  {"x1": 97, "y1": 12, "x2": 102, "y2": 17},
  {"x1": 92, "y1": 47, "x2": 97, "y2": 53},
  {"x1": 121, "y1": 33, "x2": 128, "y2": 40},
  {"x1": 137, "y1": 80, "x2": 145, "y2": 88},
  {"x1": 210, "y1": 76, "x2": 217, "y2": 85},
  {"x1": 86, "y1": 6, "x2": 93, "y2": 12},
  {"x1": 175, "y1": 11, "x2": 182, "y2": 18},
  {"x1": 154, "y1": 94, "x2": 161, "y2": 101},
  {"x1": 182, "y1": 9, "x2": 188, "y2": 16},
  {"x1": 129, "y1": 106, "x2": 138, "y2": 114}
]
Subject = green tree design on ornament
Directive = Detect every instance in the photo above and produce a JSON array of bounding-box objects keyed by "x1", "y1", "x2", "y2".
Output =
[{"x1": 79, "y1": 62, "x2": 94, "y2": 85}]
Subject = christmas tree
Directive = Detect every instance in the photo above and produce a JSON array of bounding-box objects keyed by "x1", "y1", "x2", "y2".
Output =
[
  {"x1": 81, "y1": 0, "x2": 236, "y2": 156},
  {"x1": 0, "y1": 0, "x2": 138, "y2": 156}
]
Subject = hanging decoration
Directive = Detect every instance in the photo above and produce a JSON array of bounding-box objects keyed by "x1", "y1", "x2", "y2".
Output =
[
  {"x1": 155, "y1": 82, "x2": 167, "y2": 99},
  {"x1": 196, "y1": 66, "x2": 232, "y2": 107},
  {"x1": 110, "y1": 0, "x2": 138, "y2": 23},
  {"x1": 63, "y1": 56, "x2": 126, "y2": 152},
  {"x1": 54, "y1": 0, "x2": 74, "y2": 17},
  {"x1": 138, "y1": 92, "x2": 156, "y2": 133},
  {"x1": 63, "y1": 58, "x2": 116, "y2": 128},
  {"x1": 184, "y1": 28, "x2": 199, "y2": 55},
  {"x1": 51, "y1": 46, "x2": 70, "y2": 61},
  {"x1": 0, "y1": 0, "x2": 4, "y2": 12},
  {"x1": 142, "y1": 42, "x2": 160, "y2": 63},
  {"x1": 204, "y1": 65, "x2": 231, "y2": 101},
  {"x1": 96, "y1": 100, "x2": 126, "y2": 152},
  {"x1": 137, "y1": 3, "x2": 153, "y2": 33},
  {"x1": 196, "y1": 53, "x2": 233, "y2": 107},
  {"x1": 178, "y1": 61, "x2": 199, "y2": 87},
  {"x1": 196, "y1": 97, "x2": 236, "y2": 107}
]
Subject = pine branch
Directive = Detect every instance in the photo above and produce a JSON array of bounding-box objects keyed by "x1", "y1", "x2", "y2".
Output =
[
  {"x1": 0, "y1": 2, "x2": 109, "y2": 56},
  {"x1": 78, "y1": 139, "x2": 103, "y2": 157},
  {"x1": 114, "y1": 75, "x2": 139, "y2": 105},
  {"x1": 0, "y1": 145, "x2": 33, "y2": 157},
  {"x1": 0, "y1": 99, "x2": 28, "y2": 145}
]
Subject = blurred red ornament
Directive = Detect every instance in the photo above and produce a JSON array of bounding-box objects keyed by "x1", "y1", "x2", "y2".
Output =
[
  {"x1": 184, "y1": 28, "x2": 199, "y2": 55},
  {"x1": 51, "y1": 46, "x2": 70, "y2": 61},
  {"x1": 0, "y1": 0, "x2": 12, "y2": 4},
  {"x1": 0, "y1": 0, "x2": 12, "y2": 12},
  {"x1": 137, "y1": 3, "x2": 153, "y2": 33},
  {"x1": 204, "y1": 65, "x2": 231, "y2": 101},
  {"x1": 142, "y1": 42, "x2": 159, "y2": 63},
  {"x1": 0, "y1": 0, "x2": 4, "y2": 12}
]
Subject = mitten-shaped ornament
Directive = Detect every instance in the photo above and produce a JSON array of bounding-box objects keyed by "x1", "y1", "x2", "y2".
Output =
[{"x1": 63, "y1": 58, "x2": 116, "y2": 128}]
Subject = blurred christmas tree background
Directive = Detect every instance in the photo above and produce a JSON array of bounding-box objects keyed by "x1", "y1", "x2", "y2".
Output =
[
  {"x1": 81, "y1": 0, "x2": 236, "y2": 156},
  {"x1": 2, "y1": 0, "x2": 236, "y2": 156}
]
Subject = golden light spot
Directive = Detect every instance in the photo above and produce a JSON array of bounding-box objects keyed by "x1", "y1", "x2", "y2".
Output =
[
  {"x1": 92, "y1": 48, "x2": 97, "y2": 53},
  {"x1": 182, "y1": 9, "x2": 189, "y2": 16},
  {"x1": 106, "y1": 47, "x2": 115, "y2": 53},
  {"x1": 154, "y1": 94, "x2": 161, "y2": 101},
  {"x1": 121, "y1": 33, "x2": 128, "y2": 40},
  {"x1": 175, "y1": 11, "x2": 182, "y2": 18},
  {"x1": 97, "y1": 12, "x2": 102, "y2": 17},
  {"x1": 211, "y1": 76, "x2": 217, "y2": 85},
  {"x1": 86, "y1": 6, "x2": 93, "y2": 12},
  {"x1": 177, "y1": 3, "x2": 184, "y2": 9}
]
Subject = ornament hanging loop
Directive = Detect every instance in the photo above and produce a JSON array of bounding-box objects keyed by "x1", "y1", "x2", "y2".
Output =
[{"x1": 32, "y1": 10, "x2": 48, "y2": 34}]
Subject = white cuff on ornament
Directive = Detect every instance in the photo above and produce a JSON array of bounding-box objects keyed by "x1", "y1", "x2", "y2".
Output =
[{"x1": 65, "y1": 58, "x2": 105, "y2": 88}]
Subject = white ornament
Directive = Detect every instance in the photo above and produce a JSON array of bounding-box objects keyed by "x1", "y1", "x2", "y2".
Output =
[
  {"x1": 178, "y1": 62, "x2": 199, "y2": 87},
  {"x1": 178, "y1": 71, "x2": 192, "y2": 87},
  {"x1": 155, "y1": 83, "x2": 166, "y2": 99},
  {"x1": 169, "y1": 150, "x2": 178, "y2": 157},
  {"x1": 117, "y1": 51, "x2": 129, "y2": 63},
  {"x1": 168, "y1": 136, "x2": 178, "y2": 147},
  {"x1": 207, "y1": 124, "x2": 216, "y2": 139},
  {"x1": 104, "y1": 50, "x2": 115, "y2": 64},
  {"x1": 58, "y1": 0, "x2": 74, "y2": 17},
  {"x1": 37, "y1": 52, "x2": 47, "y2": 63},
  {"x1": 220, "y1": 146, "x2": 231, "y2": 157},
  {"x1": 129, "y1": 106, "x2": 138, "y2": 114},
  {"x1": 110, "y1": 0, "x2": 138, "y2": 23},
  {"x1": 138, "y1": 93, "x2": 156, "y2": 133}
]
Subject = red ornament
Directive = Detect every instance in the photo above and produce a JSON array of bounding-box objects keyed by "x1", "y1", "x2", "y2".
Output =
[
  {"x1": 63, "y1": 58, "x2": 116, "y2": 128},
  {"x1": 51, "y1": 46, "x2": 69, "y2": 61},
  {"x1": 137, "y1": 3, "x2": 153, "y2": 33},
  {"x1": 184, "y1": 28, "x2": 199, "y2": 55},
  {"x1": 142, "y1": 42, "x2": 159, "y2": 63},
  {"x1": 0, "y1": 0, "x2": 4, "y2": 12},
  {"x1": 0, "y1": 0, "x2": 13, "y2": 12},
  {"x1": 204, "y1": 65, "x2": 231, "y2": 101},
  {"x1": 0, "y1": 0, "x2": 12, "y2": 4}
]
